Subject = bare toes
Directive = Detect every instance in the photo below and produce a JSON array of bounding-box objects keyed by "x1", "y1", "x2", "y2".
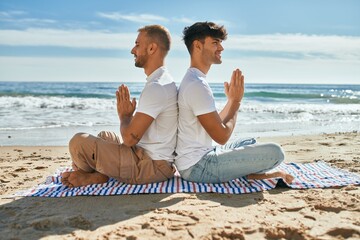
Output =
[
  {"x1": 61, "y1": 171, "x2": 74, "y2": 187},
  {"x1": 61, "y1": 171, "x2": 71, "y2": 179}
]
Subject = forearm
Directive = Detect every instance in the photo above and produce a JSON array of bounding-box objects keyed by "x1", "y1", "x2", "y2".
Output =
[
  {"x1": 200, "y1": 101, "x2": 240, "y2": 145},
  {"x1": 219, "y1": 100, "x2": 240, "y2": 124},
  {"x1": 119, "y1": 115, "x2": 138, "y2": 147},
  {"x1": 219, "y1": 103, "x2": 229, "y2": 121},
  {"x1": 217, "y1": 101, "x2": 239, "y2": 143},
  {"x1": 205, "y1": 68, "x2": 244, "y2": 145}
]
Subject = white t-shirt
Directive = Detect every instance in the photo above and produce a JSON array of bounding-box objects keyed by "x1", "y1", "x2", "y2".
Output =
[
  {"x1": 175, "y1": 68, "x2": 217, "y2": 171},
  {"x1": 136, "y1": 66, "x2": 178, "y2": 162}
]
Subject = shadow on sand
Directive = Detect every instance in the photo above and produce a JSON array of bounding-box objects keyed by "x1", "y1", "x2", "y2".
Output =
[{"x1": 0, "y1": 186, "x2": 279, "y2": 239}]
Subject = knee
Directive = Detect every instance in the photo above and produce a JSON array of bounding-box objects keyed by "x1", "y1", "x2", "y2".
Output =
[
  {"x1": 97, "y1": 131, "x2": 121, "y2": 144},
  {"x1": 69, "y1": 133, "x2": 88, "y2": 153},
  {"x1": 268, "y1": 143, "x2": 285, "y2": 164},
  {"x1": 69, "y1": 132, "x2": 88, "y2": 145},
  {"x1": 97, "y1": 131, "x2": 109, "y2": 140},
  {"x1": 258, "y1": 143, "x2": 284, "y2": 163},
  {"x1": 68, "y1": 133, "x2": 95, "y2": 172}
]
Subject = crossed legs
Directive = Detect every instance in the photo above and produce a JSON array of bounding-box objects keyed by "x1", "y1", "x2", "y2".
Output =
[
  {"x1": 61, "y1": 131, "x2": 120, "y2": 188},
  {"x1": 220, "y1": 140, "x2": 294, "y2": 184}
]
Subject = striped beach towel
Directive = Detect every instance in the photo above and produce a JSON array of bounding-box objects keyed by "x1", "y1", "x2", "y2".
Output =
[{"x1": 16, "y1": 161, "x2": 360, "y2": 197}]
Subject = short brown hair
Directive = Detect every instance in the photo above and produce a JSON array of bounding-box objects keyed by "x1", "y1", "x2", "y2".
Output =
[
  {"x1": 183, "y1": 21, "x2": 227, "y2": 54},
  {"x1": 138, "y1": 25, "x2": 171, "y2": 54}
]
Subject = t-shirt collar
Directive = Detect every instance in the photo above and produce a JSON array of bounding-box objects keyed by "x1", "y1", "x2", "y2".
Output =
[
  {"x1": 146, "y1": 66, "x2": 166, "y2": 82},
  {"x1": 189, "y1": 67, "x2": 206, "y2": 78}
]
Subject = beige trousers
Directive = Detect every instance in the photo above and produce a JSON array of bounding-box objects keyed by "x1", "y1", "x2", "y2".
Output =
[{"x1": 68, "y1": 131, "x2": 175, "y2": 184}]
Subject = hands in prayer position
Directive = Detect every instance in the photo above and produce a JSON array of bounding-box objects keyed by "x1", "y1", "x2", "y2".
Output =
[
  {"x1": 116, "y1": 84, "x2": 137, "y2": 120},
  {"x1": 224, "y1": 68, "x2": 244, "y2": 104}
]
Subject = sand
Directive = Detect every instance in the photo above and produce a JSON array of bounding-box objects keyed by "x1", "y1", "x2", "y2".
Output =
[{"x1": 0, "y1": 132, "x2": 359, "y2": 240}]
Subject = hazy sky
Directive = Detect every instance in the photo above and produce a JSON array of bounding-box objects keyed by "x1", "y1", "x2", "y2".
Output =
[{"x1": 0, "y1": 0, "x2": 359, "y2": 84}]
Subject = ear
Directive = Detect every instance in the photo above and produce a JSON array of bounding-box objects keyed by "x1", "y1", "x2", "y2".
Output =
[
  {"x1": 193, "y1": 40, "x2": 202, "y2": 52},
  {"x1": 147, "y1": 43, "x2": 158, "y2": 55}
]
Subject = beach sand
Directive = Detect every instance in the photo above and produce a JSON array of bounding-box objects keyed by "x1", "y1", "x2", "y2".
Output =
[{"x1": 1, "y1": 132, "x2": 359, "y2": 240}]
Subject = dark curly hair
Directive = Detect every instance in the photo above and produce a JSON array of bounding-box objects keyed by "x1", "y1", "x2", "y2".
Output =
[{"x1": 182, "y1": 21, "x2": 227, "y2": 54}]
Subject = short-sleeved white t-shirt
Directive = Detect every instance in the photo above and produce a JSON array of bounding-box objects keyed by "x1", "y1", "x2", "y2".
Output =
[
  {"x1": 175, "y1": 68, "x2": 217, "y2": 171},
  {"x1": 136, "y1": 66, "x2": 178, "y2": 162}
]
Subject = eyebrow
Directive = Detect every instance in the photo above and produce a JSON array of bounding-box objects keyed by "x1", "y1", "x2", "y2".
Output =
[{"x1": 212, "y1": 38, "x2": 222, "y2": 42}]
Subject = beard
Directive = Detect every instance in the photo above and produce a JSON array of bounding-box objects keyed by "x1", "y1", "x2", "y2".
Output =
[
  {"x1": 213, "y1": 51, "x2": 222, "y2": 64},
  {"x1": 134, "y1": 53, "x2": 148, "y2": 68},
  {"x1": 202, "y1": 49, "x2": 222, "y2": 65},
  {"x1": 213, "y1": 57, "x2": 222, "y2": 64}
]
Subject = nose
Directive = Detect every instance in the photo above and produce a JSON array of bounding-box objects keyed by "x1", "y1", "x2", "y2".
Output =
[
  {"x1": 130, "y1": 47, "x2": 135, "y2": 54},
  {"x1": 219, "y1": 43, "x2": 224, "y2": 51}
]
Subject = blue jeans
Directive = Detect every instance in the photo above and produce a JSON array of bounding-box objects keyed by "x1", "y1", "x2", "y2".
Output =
[{"x1": 179, "y1": 138, "x2": 285, "y2": 183}]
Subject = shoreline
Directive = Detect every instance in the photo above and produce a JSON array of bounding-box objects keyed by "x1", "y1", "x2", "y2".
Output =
[
  {"x1": 1, "y1": 122, "x2": 358, "y2": 146},
  {"x1": 1, "y1": 132, "x2": 359, "y2": 239}
]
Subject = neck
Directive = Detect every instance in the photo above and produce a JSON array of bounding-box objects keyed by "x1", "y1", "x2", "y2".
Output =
[
  {"x1": 190, "y1": 57, "x2": 210, "y2": 75},
  {"x1": 144, "y1": 58, "x2": 164, "y2": 76}
]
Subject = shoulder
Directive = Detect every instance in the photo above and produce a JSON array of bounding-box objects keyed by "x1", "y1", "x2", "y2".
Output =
[
  {"x1": 148, "y1": 68, "x2": 176, "y2": 91},
  {"x1": 142, "y1": 82, "x2": 177, "y2": 106},
  {"x1": 141, "y1": 84, "x2": 166, "y2": 105},
  {"x1": 145, "y1": 81, "x2": 176, "y2": 97},
  {"x1": 180, "y1": 76, "x2": 212, "y2": 99}
]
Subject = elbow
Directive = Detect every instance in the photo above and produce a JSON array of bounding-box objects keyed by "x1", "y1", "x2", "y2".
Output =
[
  {"x1": 214, "y1": 138, "x2": 229, "y2": 145},
  {"x1": 214, "y1": 140, "x2": 227, "y2": 145},
  {"x1": 120, "y1": 129, "x2": 140, "y2": 147},
  {"x1": 121, "y1": 135, "x2": 138, "y2": 147},
  {"x1": 210, "y1": 127, "x2": 232, "y2": 145},
  {"x1": 213, "y1": 133, "x2": 231, "y2": 145}
]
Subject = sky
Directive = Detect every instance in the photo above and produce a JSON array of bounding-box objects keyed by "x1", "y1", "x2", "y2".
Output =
[{"x1": 0, "y1": 0, "x2": 359, "y2": 84}]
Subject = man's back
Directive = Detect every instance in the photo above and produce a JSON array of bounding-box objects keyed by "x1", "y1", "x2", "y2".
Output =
[
  {"x1": 137, "y1": 67, "x2": 178, "y2": 161},
  {"x1": 175, "y1": 68, "x2": 216, "y2": 171}
]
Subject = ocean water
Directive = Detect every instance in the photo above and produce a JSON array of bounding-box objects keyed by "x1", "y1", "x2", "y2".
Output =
[{"x1": 0, "y1": 81, "x2": 359, "y2": 146}]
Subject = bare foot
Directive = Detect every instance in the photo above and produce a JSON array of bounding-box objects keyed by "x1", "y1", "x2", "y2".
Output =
[
  {"x1": 280, "y1": 172, "x2": 295, "y2": 184},
  {"x1": 61, "y1": 170, "x2": 109, "y2": 188},
  {"x1": 247, "y1": 171, "x2": 295, "y2": 185}
]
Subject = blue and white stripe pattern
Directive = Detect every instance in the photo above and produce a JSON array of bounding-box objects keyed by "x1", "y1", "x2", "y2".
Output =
[{"x1": 17, "y1": 162, "x2": 360, "y2": 197}]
